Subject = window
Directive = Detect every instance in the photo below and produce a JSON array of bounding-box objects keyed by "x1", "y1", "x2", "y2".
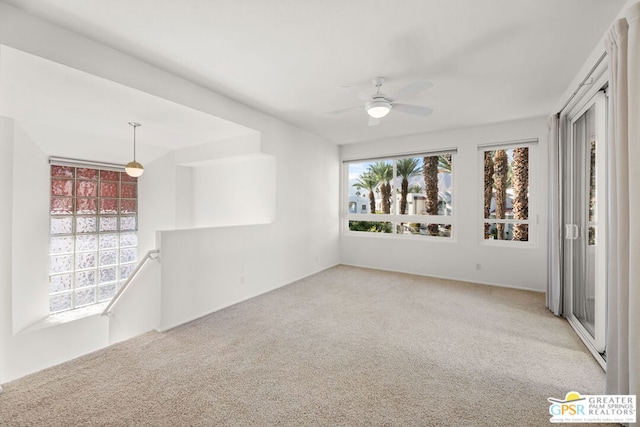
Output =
[
  {"x1": 480, "y1": 141, "x2": 535, "y2": 243},
  {"x1": 49, "y1": 163, "x2": 138, "y2": 313},
  {"x1": 345, "y1": 151, "x2": 454, "y2": 238}
]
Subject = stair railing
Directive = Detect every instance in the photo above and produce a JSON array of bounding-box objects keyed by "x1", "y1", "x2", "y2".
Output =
[{"x1": 101, "y1": 249, "x2": 160, "y2": 316}]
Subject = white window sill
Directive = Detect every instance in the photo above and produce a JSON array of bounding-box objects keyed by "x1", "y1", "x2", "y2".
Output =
[
  {"x1": 343, "y1": 231, "x2": 458, "y2": 243},
  {"x1": 480, "y1": 239, "x2": 536, "y2": 249},
  {"x1": 19, "y1": 302, "x2": 108, "y2": 334}
]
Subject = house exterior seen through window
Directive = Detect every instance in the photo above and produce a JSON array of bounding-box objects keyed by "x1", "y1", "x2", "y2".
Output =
[
  {"x1": 49, "y1": 164, "x2": 138, "y2": 313},
  {"x1": 345, "y1": 151, "x2": 454, "y2": 238}
]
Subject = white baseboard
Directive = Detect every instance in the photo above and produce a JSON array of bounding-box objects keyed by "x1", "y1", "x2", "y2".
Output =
[
  {"x1": 339, "y1": 262, "x2": 545, "y2": 294},
  {"x1": 156, "y1": 262, "x2": 341, "y2": 333}
]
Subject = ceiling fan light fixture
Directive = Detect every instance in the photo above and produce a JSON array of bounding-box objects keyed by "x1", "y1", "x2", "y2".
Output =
[
  {"x1": 126, "y1": 121, "x2": 144, "y2": 177},
  {"x1": 366, "y1": 99, "x2": 392, "y2": 118}
]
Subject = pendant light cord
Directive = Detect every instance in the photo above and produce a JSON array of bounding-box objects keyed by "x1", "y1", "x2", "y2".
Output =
[
  {"x1": 128, "y1": 122, "x2": 141, "y2": 162},
  {"x1": 133, "y1": 125, "x2": 136, "y2": 162}
]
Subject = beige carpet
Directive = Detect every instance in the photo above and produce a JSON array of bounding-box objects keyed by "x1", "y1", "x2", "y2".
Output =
[{"x1": 0, "y1": 265, "x2": 606, "y2": 426}]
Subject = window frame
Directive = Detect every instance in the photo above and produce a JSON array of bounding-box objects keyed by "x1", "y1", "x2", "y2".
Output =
[
  {"x1": 48, "y1": 158, "x2": 139, "y2": 314},
  {"x1": 478, "y1": 139, "x2": 537, "y2": 247},
  {"x1": 342, "y1": 149, "x2": 456, "y2": 240}
]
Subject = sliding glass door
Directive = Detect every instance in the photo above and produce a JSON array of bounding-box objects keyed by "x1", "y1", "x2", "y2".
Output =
[{"x1": 563, "y1": 91, "x2": 607, "y2": 356}]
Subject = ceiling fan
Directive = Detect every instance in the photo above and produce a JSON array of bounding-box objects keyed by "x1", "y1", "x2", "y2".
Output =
[{"x1": 333, "y1": 76, "x2": 434, "y2": 126}]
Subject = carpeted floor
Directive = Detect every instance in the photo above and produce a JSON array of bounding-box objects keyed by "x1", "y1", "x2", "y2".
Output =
[{"x1": 0, "y1": 265, "x2": 606, "y2": 426}]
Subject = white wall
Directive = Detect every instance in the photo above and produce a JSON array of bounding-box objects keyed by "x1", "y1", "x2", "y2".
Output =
[
  {"x1": 158, "y1": 225, "x2": 272, "y2": 331},
  {"x1": 340, "y1": 117, "x2": 549, "y2": 292},
  {"x1": 107, "y1": 258, "x2": 161, "y2": 345},
  {"x1": 138, "y1": 138, "x2": 275, "y2": 241},
  {"x1": 0, "y1": 3, "x2": 340, "y2": 383},
  {"x1": 0, "y1": 116, "x2": 14, "y2": 385},
  {"x1": 155, "y1": 119, "x2": 340, "y2": 330},
  {"x1": 191, "y1": 154, "x2": 276, "y2": 228},
  {"x1": 11, "y1": 124, "x2": 50, "y2": 333},
  {"x1": 137, "y1": 151, "x2": 179, "y2": 256}
]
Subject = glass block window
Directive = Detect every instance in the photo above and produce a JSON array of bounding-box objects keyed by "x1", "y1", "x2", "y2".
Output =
[{"x1": 49, "y1": 164, "x2": 138, "y2": 313}]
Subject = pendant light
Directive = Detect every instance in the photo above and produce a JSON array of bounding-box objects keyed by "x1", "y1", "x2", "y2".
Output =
[{"x1": 125, "y1": 122, "x2": 144, "y2": 177}]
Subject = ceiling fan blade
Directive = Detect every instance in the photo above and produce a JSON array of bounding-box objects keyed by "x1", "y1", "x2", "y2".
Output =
[
  {"x1": 393, "y1": 103, "x2": 434, "y2": 116},
  {"x1": 390, "y1": 79, "x2": 433, "y2": 101},
  {"x1": 342, "y1": 85, "x2": 370, "y2": 101},
  {"x1": 330, "y1": 105, "x2": 363, "y2": 115},
  {"x1": 368, "y1": 116, "x2": 380, "y2": 126}
]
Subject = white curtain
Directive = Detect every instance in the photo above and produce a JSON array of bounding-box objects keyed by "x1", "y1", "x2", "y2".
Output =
[
  {"x1": 546, "y1": 114, "x2": 562, "y2": 316},
  {"x1": 604, "y1": 2, "x2": 640, "y2": 401}
]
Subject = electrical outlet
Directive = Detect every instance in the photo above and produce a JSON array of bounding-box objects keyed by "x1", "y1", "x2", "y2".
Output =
[{"x1": 475, "y1": 263, "x2": 481, "y2": 271}]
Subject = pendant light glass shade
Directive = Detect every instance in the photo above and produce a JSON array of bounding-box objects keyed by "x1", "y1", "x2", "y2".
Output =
[
  {"x1": 366, "y1": 99, "x2": 392, "y2": 118},
  {"x1": 125, "y1": 161, "x2": 144, "y2": 177},
  {"x1": 126, "y1": 122, "x2": 144, "y2": 177}
]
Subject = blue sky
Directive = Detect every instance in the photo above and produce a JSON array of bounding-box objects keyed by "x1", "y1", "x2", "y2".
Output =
[{"x1": 347, "y1": 159, "x2": 452, "y2": 198}]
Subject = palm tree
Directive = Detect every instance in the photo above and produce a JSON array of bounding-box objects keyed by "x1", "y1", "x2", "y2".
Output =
[
  {"x1": 483, "y1": 151, "x2": 494, "y2": 239},
  {"x1": 512, "y1": 147, "x2": 528, "y2": 241},
  {"x1": 353, "y1": 172, "x2": 379, "y2": 214},
  {"x1": 438, "y1": 154, "x2": 453, "y2": 216},
  {"x1": 588, "y1": 141, "x2": 596, "y2": 245},
  {"x1": 423, "y1": 155, "x2": 439, "y2": 235},
  {"x1": 408, "y1": 184, "x2": 423, "y2": 194},
  {"x1": 493, "y1": 149, "x2": 508, "y2": 240},
  {"x1": 438, "y1": 154, "x2": 452, "y2": 174},
  {"x1": 396, "y1": 158, "x2": 421, "y2": 214},
  {"x1": 368, "y1": 161, "x2": 393, "y2": 214}
]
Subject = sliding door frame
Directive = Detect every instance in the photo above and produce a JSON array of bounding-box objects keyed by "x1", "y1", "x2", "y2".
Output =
[{"x1": 560, "y1": 67, "x2": 608, "y2": 370}]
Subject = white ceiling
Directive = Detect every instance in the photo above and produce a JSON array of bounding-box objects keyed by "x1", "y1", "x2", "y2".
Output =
[
  {"x1": 0, "y1": 46, "x2": 255, "y2": 151},
  {"x1": 1, "y1": 0, "x2": 628, "y2": 145}
]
